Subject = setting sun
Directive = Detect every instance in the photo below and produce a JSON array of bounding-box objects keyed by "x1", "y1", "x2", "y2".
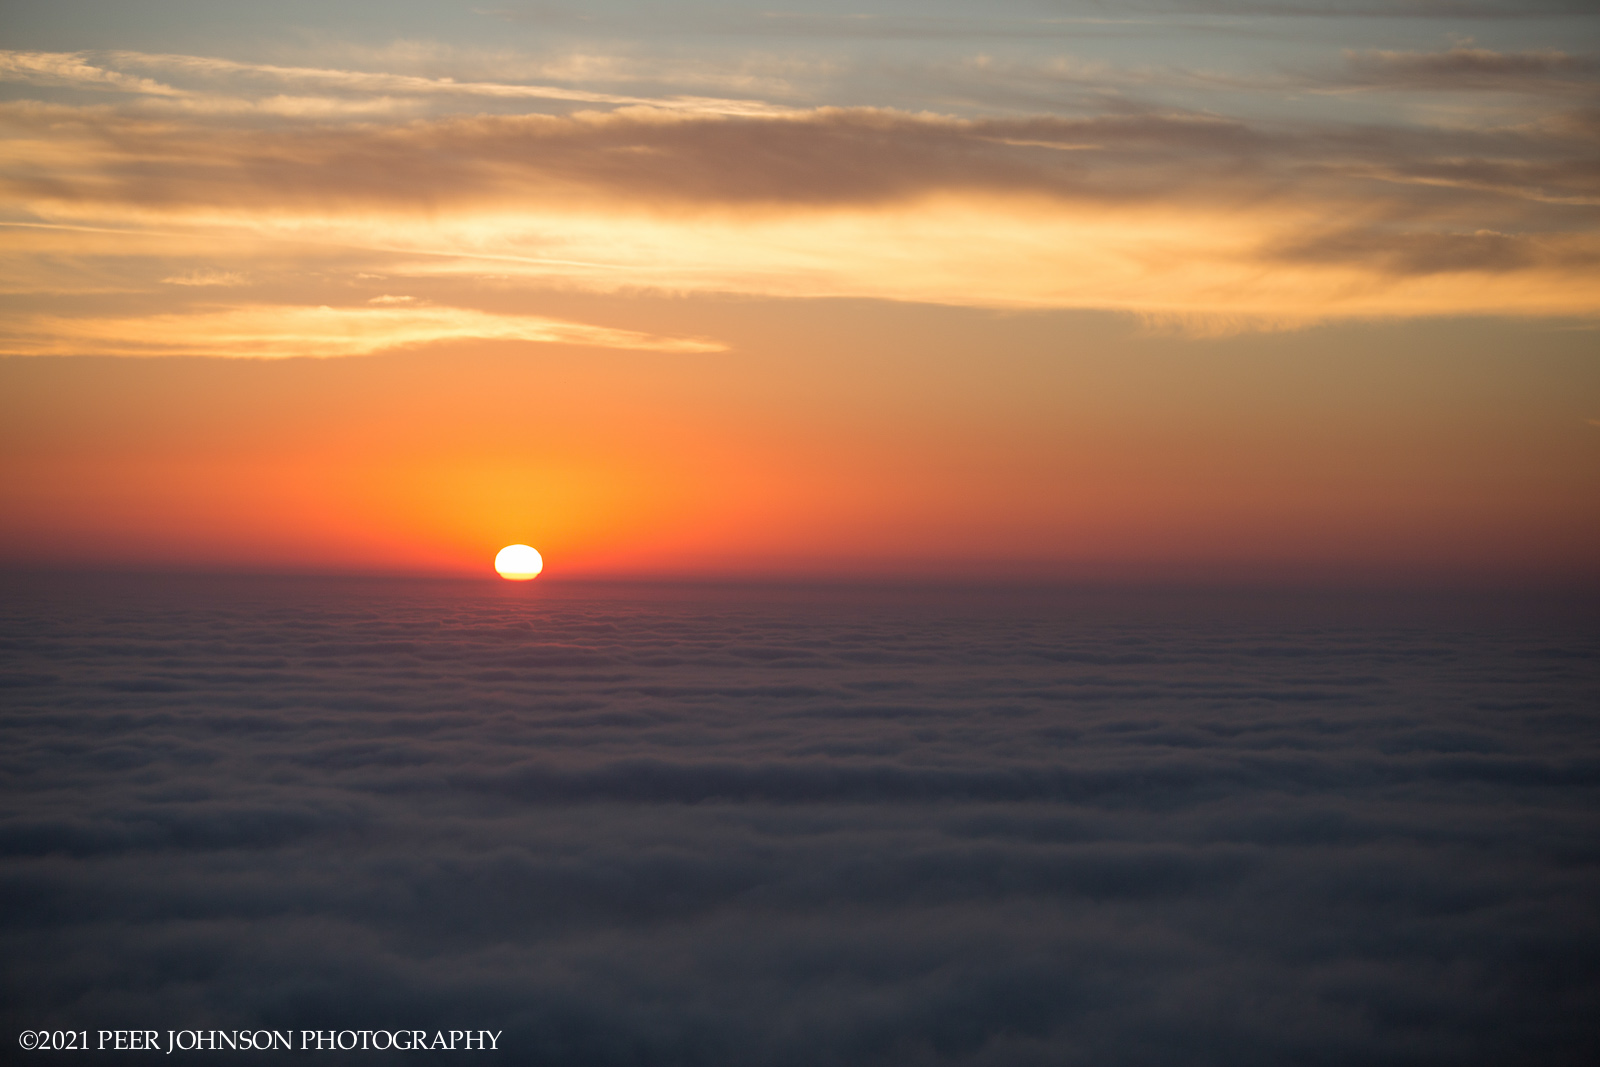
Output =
[{"x1": 493, "y1": 544, "x2": 543, "y2": 580}]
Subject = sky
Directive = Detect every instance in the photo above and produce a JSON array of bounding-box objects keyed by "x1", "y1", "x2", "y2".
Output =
[{"x1": 1, "y1": 0, "x2": 1596, "y2": 583}]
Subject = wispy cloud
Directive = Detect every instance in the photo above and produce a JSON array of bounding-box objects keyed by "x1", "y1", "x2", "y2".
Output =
[
  {"x1": 1339, "y1": 44, "x2": 1599, "y2": 93},
  {"x1": 1082, "y1": 0, "x2": 1595, "y2": 16},
  {"x1": 0, "y1": 49, "x2": 799, "y2": 118},
  {"x1": 477, "y1": 0, "x2": 1596, "y2": 32},
  {"x1": 0, "y1": 304, "x2": 725, "y2": 358},
  {"x1": 1267, "y1": 229, "x2": 1600, "y2": 275},
  {"x1": 161, "y1": 269, "x2": 249, "y2": 287},
  {"x1": 0, "y1": 50, "x2": 187, "y2": 96}
]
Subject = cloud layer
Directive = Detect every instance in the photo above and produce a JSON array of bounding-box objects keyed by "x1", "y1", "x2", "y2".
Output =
[
  {"x1": 3, "y1": 576, "x2": 1597, "y2": 1063},
  {"x1": 2, "y1": 40, "x2": 1597, "y2": 347}
]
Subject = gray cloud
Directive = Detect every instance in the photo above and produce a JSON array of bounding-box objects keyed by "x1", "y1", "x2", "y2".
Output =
[
  {"x1": 480, "y1": 1, "x2": 1598, "y2": 34},
  {"x1": 1341, "y1": 45, "x2": 1600, "y2": 93},
  {"x1": 3, "y1": 575, "x2": 1598, "y2": 1064},
  {"x1": 1269, "y1": 228, "x2": 1600, "y2": 275},
  {"x1": 1073, "y1": 0, "x2": 1597, "y2": 17},
  {"x1": 6, "y1": 101, "x2": 1592, "y2": 217}
]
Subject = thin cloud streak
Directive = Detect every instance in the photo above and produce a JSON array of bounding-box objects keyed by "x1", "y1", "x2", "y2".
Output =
[
  {"x1": 1078, "y1": 0, "x2": 1595, "y2": 17},
  {"x1": 0, "y1": 50, "x2": 802, "y2": 118},
  {"x1": 0, "y1": 305, "x2": 725, "y2": 359}
]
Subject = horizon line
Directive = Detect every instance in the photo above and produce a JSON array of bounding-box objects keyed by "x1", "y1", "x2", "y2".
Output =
[{"x1": 3, "y1": 562, "x2": 1597, "y2": 599}]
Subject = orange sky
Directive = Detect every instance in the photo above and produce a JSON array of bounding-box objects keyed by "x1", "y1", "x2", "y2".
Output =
[
  {"x1": 1, "y1": 5, "x2": 1597, "y2": 585},
  {"x1": 4, "y1": 300, "x2": 1595, "y2": 584}
]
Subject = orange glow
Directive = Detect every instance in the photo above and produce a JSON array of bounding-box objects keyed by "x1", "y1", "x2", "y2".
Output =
[{"x1": 1, "y1": 317, "x2": 1596, "y2": 586}]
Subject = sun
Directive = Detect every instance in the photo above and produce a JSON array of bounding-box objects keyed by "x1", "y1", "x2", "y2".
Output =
[{"x1": 494, "y1": 544, "x2": 544, "y2": 581}]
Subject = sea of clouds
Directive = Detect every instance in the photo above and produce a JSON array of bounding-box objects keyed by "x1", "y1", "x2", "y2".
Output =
[{"x1": 2, "y1": 575, "x2": 1597, "y2": 1065}]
